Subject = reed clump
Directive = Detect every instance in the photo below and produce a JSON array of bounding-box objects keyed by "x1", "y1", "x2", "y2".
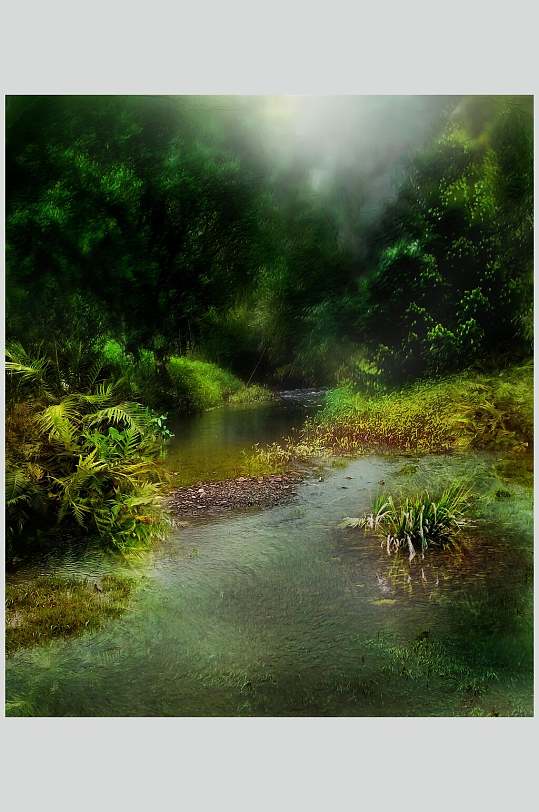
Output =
[{"x1": 342, "y1": 481, "x2": 473, "y2": 560}]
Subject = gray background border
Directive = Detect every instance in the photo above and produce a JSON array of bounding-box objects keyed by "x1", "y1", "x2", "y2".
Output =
[{"x1": 1, "y1": 1, "x2": 537, "y2": 810}]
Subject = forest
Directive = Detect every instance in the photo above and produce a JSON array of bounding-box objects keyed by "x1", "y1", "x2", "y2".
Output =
[{"x1": 5, "y1": 95, "x2": 534, "y2": 717}]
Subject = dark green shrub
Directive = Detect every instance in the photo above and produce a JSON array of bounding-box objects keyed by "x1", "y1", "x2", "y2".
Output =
[{"x1": 6, "y1": 343, "x2": 171, "y2": 552}]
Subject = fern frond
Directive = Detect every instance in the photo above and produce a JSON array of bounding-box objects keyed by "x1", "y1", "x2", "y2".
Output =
[
  {"x1": 36, "y1": 398, "x2": 80, "y2": 447},
  {"x1": 5, "y1": 467, "x2": 33, "y2": 506},
  {"x1": 78, "y1": 381, "x2": 114, "y2": 405},
  {"x1": 83, "y1": 402, "x2": 148, "y2": 430},
  {"x1": 6, "y1": 343, "x2": 51, "y2": 392}
]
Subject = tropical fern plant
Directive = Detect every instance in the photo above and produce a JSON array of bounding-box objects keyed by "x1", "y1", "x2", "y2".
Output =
[{"x1": 5, "y1": 343, "x2": 172, "y2": 552}]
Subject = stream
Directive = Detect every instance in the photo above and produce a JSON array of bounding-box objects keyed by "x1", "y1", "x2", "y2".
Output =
[{"x1": 5, "y1": 392, "x2": 533, "y2": 716}]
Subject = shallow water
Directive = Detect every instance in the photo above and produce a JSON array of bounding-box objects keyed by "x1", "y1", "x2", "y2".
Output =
[
  {"x1": 5, "y1": 399, "x2": 533, "y2": 717},
  {"x1": 165, "y1": 390, "x2": 325, "y2": 483}
]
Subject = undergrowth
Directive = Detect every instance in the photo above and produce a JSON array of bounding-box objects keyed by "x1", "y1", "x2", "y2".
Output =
[
  {"x1": 6, "y1": 343, "x2": 171, "y2": 553},
  {"x1": 309, "y1": 362, "x2": 532, "y2": 453},
  {"x1": 5, "y1": 574, "x2": 138, "y2": 654}
]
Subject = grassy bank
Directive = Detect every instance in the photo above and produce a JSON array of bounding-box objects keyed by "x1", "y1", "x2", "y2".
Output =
[
  {"x1": 6, "y1": 574, "x2": 139, "y2": 655},
  {"x1": 309, "y1": 362, "x2": 533, "y2": 454},
  {"x1": 103, "y1": 340, "x2": 272, "y2": 412},
  {"x1": 238, "y1": 362, "x2": 533, "y2": 477}
]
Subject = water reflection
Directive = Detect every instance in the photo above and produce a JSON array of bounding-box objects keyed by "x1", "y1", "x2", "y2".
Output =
[{"x1": 165, "y1": 391, "x2": 323, "y2": 484}]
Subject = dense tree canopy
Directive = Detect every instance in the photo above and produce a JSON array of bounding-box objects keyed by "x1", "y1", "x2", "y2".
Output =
[{"x1": 6, "y1": 95, "x2": 533, "y2": 385}]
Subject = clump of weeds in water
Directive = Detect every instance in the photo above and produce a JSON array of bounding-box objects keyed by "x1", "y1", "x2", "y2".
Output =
[
  {"x1": 240, "y1": 436, "x2": 326, "y2": 477},
  {"x1": 5, "y1": 574, "x2": 139, "y2": 655},
  {"x1": 341, "y1": 481, "x2": 473, "y2": 560}
]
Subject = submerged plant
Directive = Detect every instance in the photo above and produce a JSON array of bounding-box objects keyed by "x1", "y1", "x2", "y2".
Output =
[
  {"x1": 341, "y1": 481, "x2": 473, "y2": 560},
  {"x1": 5, "y1": 574, "x2": 139, "y2": 654}
]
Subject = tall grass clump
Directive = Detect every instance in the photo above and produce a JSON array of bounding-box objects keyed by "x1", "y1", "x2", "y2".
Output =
[
  {"x1": 5, "y1": 343, "x2": 172, "y2": 554},
  {"x1": 342, "y1": 481, "x2": 473, "y2": 560}
]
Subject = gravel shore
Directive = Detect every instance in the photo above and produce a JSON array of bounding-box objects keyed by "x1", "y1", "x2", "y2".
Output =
[{"x1": 168, "y1": 472, "x2": 303, "y2": 519}]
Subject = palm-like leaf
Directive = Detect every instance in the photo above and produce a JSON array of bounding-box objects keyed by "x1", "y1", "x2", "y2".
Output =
[{"x1": 6, "y1": 345, "x2": 171, "y2": 548}]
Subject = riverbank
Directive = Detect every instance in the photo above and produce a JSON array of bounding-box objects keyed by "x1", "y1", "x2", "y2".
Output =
[{"x1": 300, "y1": 361, "x2": 533, "y2": 455}]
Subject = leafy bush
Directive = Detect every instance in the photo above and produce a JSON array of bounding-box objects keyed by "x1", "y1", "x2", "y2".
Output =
[
  {"x1": 6, "y1": 344, "x2": 171, "y2": 553},
  {"x1": 342, "y1": 481, "x2": 473, "y2": 559}
]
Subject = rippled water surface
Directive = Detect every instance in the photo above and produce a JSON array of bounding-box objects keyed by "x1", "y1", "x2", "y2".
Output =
[{"x1": 5, "y1": 397, "x2": 533, "y2": 717}]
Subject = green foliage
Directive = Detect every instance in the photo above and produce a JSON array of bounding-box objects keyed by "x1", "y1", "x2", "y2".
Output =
[
  {"x1": 167, "y1": 356, "x2": 245, "y2": 410},
  {"x1": 6, "y1": 97, "x2": 268, "y2": 355},
  {"x1": 5, "y1": 574, "x2": 138, "y2": 654},
  {"x1": 6, "y1": 344, "x2": 171, "y2": 552},
  {"x1": 342, "y1": 481, "x2": 473, "y2": 559},
  {"x1": 355, "y1": 98, "x2": 532, "y2": 380},
  {"x1": 102, "y1": 339, "x2": 271, "y2": 411},
  {"x1": 312, "y1": 362, "x2": 532, "y2": 453},
  {"x1": 6, "y1": 96, "x2": 532, "y2": 388}
]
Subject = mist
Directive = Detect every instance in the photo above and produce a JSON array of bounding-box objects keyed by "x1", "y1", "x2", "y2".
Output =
[{"x1": 220, "y1": 95, "x2": 462, "y2": 254}]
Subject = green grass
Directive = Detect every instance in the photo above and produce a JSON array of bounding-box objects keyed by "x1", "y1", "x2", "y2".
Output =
[
  {"x1": 310, "y1": 362, "x2": 532, "y2": 453},
  {"x1": 167, "y1": 356, "x2": 271, "y2": 410},
  {"x1": 342, "y1": 481, "x2": 473, "y2": 558},
  {"x1": 5, "y1": 574, "x2": 138, "y2": 655},
  {"x1": 102, "y1": 340, "x2": 272, "y2": 412},
  {"x1": 167, "y1": 355, "x2": 240, "y2": 409}
]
